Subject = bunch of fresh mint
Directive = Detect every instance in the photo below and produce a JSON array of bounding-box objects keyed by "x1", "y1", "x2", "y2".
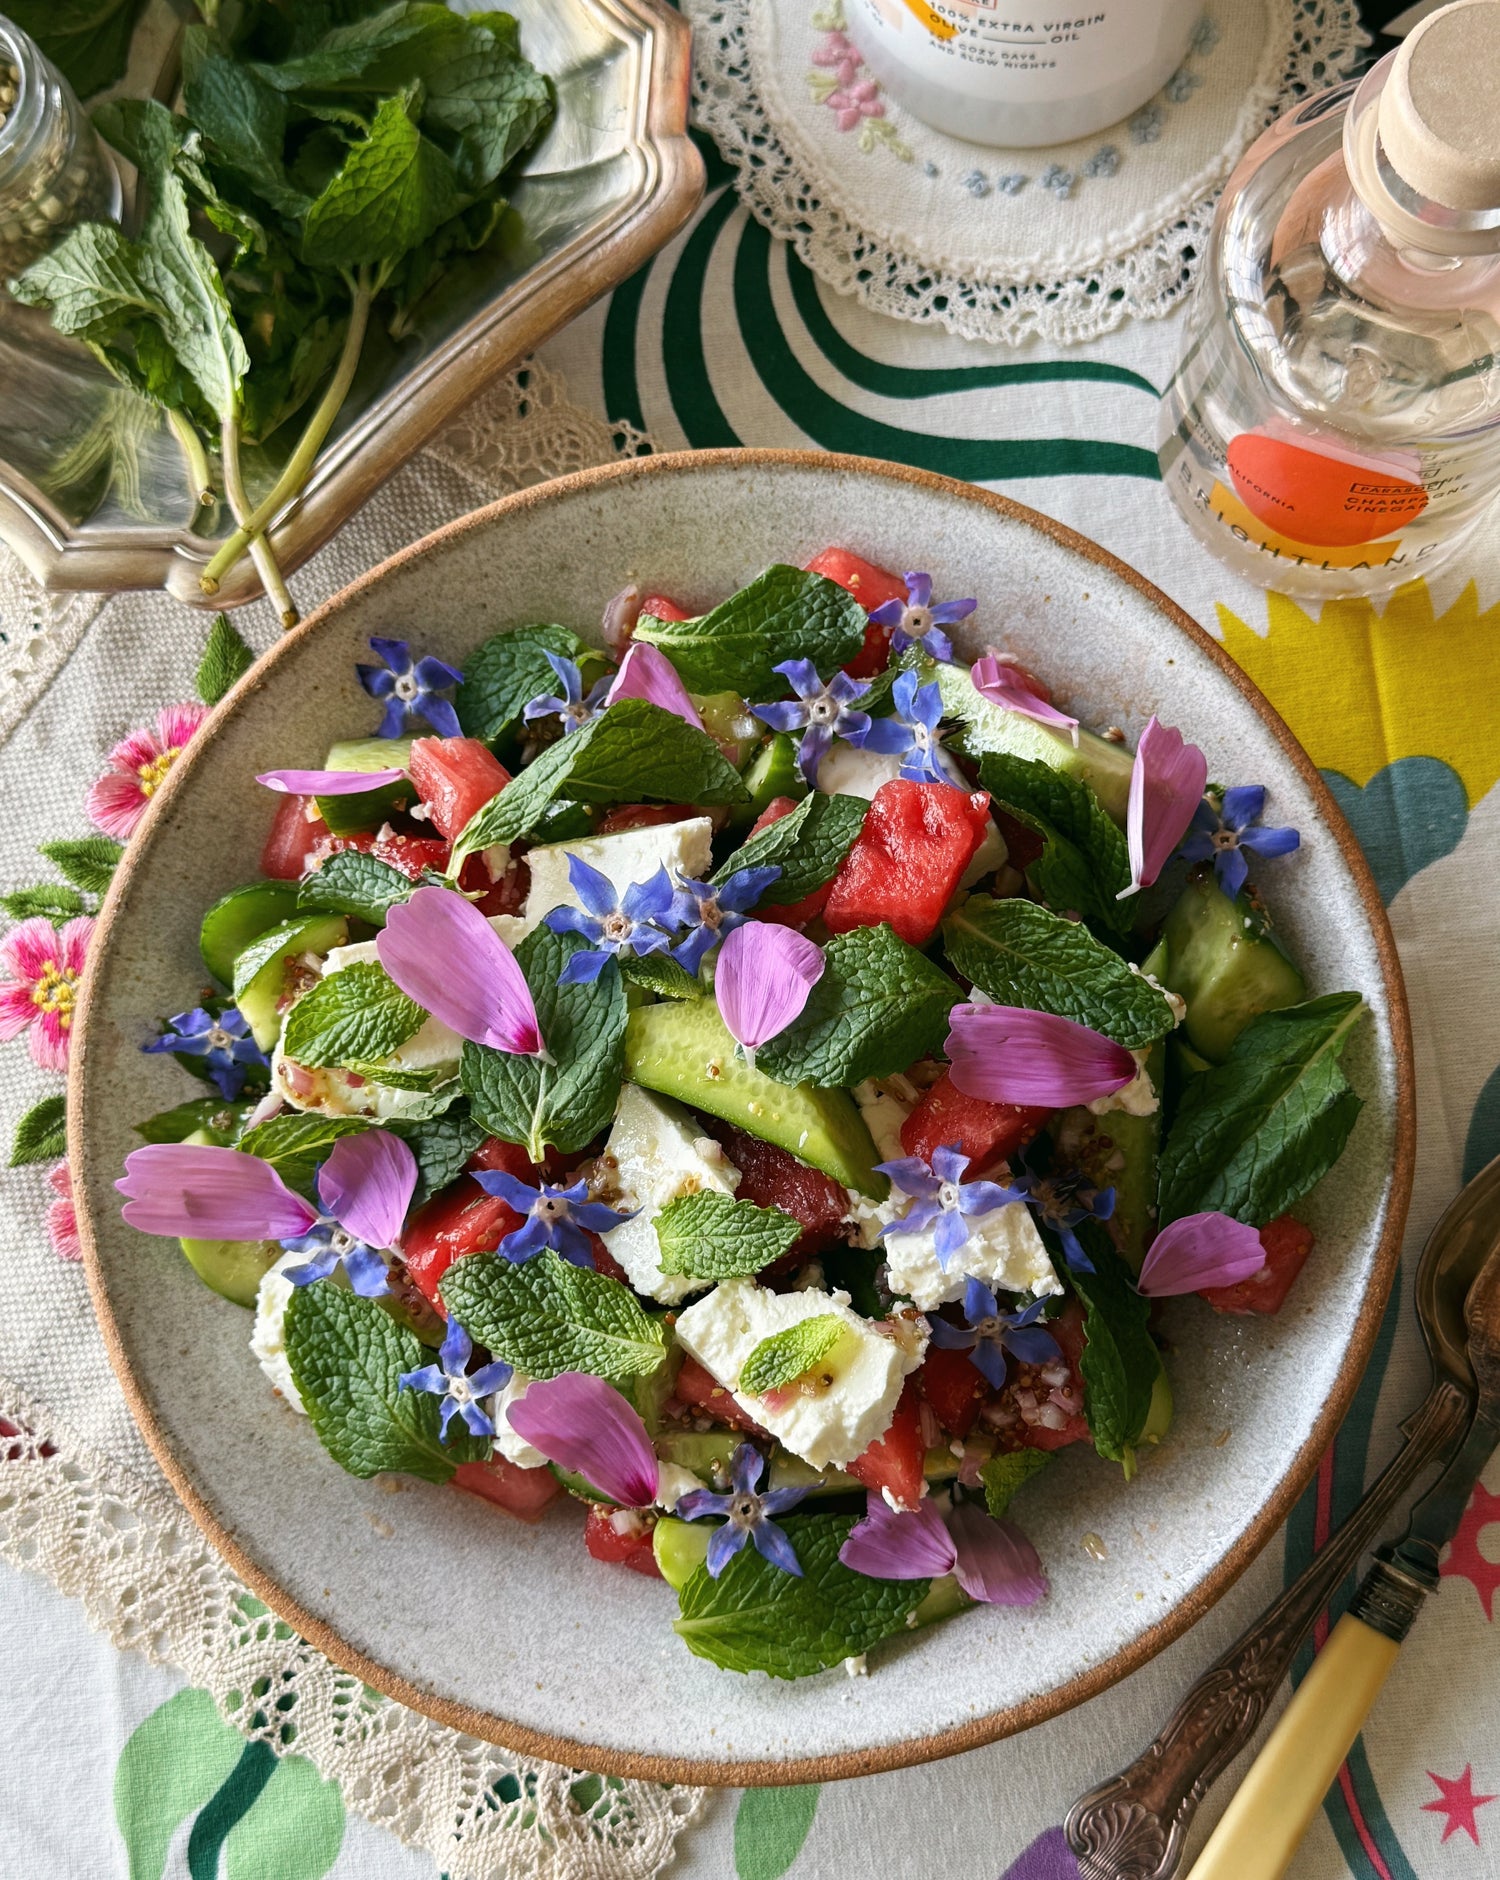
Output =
[{"x1": 9, "y1": 1, "x2": 553, "y2": 623}]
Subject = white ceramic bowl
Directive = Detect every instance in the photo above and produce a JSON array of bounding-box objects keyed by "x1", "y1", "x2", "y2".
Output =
[{"x1": 72, "y1": 452, "x2": 1413, "y2": 1784}]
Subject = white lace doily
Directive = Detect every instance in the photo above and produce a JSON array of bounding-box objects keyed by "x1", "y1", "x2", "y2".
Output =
[
  {"x1": 688, "y1": 0, "x2": 1367, "y2": 346},
  {"x1": 0, "y1": 356, "x2": 702, "y2": 1880}
]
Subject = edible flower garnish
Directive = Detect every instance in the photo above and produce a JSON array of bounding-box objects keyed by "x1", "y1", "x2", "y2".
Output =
[
  {"x1": 256, "y1": 767, "x2": 405, "y2": 795},
  {"x1": 867, "y1": 571, "x2": 975, "y2": 664},
  {"x1": 857, "y1": 670, "x2": 953, "y2": 785},
  {"x1": 506, "y1": 1370, "x2": 661, "y2": 1508},
  {"x1": 927, "y1": 1280, "x2": 1061, "y2": 1388},
  {"x1": 1009, "y1": 1155, "x2": 1115, "y2": 1275},
  {"x1": 970, "y1": 654, "x2": 1079, "y2": 745},
  {"x1": 522, "y1": 651, "x2": 612, "y2": 735},
  {"x1": 714, "y1": 921, "x2": 824, "y2": 1060},
  {"x1": 115, "y1": 1131, "x2": 418, "y2": 1297},
  {"x1": 677, "y1": 1442, "x2": 809, "y2": 1578},
  {"x1": 357, "y1": 638, "x2": 463, "y2": 740},
  {"x1": 1178, "y1": 785, "x2": 1300, "y2": 901},
  {"x1": 1136, "y1": 1211, "x2": 1267, "y2": 1297},
  {"x1": 143, "y1": 1005, "x2": 268, "y2": 1100},
  {"x1": 542, "y1": 859, "x2": 680, "y2": 984},
  {"x1": 945, "y1": 1004, "x2": 1137, "y2": 1108},
  {"x1": 876, "y1": 1144, "x2": 1023, "y2": 1270},
  {"x1": 750, "y1": 658, "x2": 872, "y2": 786},
  {"x1": 473, "y1": 1169, "x2": 635, "y2": 1267},
  {"x1": 605, "y1": 641, "x2": 705, "y2": 731},
  {"x1": 1118, "y1": 714, "x2": 1208, "y2": 899},
  {"x1": 397, "y1": 1317, "x2": 512, "y2": 1441},
  {"x1": 669, "y1": 865, "x2": 782, "y2": 975},
  {"x1": 377, "y1": 885, "x2": 543, "y2": 1056},
  {"x1": 837, "y1": 1493, "x2": 1047, "y2": 1605}
]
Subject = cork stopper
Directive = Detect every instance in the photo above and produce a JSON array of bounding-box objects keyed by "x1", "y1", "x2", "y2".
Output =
[{"x1": 1379, "y1": 0, "x2": 1500, "y2": 212}]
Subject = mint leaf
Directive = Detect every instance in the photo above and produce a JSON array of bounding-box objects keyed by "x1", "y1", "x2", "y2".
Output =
[
  {"x1": 712, "y1": 793, "x2": 867, "y2": 908},
  {"x1": 195, "y1": 612, "x2": 256, "y2": 707},
  {"x1": 284, "y1": 1282, "x2": 487, "y2": 1482},
  {"x1": 298, "y1": 851, "x2": 419, "y2": 924},
  {"x1": 1069, "y1": 1226, "x2": 1159, "y2": 1463},
  {"x1": 301, "y1": 94, "x2": 463, "y2": 269},
  {"x1": 282, "y1": 962, "x2": 426, "y2": 1070},
  {"x1": 1158, "y1": 993, "x2": 1365, "y2": 1227},
  {"x1": 758, "y1": 924, "x2": 958, "y2": 1089},
  {"x1": 346, "y1": 1062, "x2": 445, "y2": 1092},
  {"x1": 971, "y1": 752, "x2": 1132, "y2": 936},
  {"x1": 10, "y1": 1093, "x2": 67, "y2": 1167},
  {"x1": 439, "y1": 1250, "x2": 666, "y2": 1382},
  {"x1": 739, "y1": 1317, "x2": 844, "y2": 1395},
  {"x1": 181, "y1": 47, "x2": 309, "y2": 220},
  {"x1": 656, "y1": 1191, "x2": 802, "y2": 1281},
  {"x1": 413, "y1": 23, "x2": 554, "y2": 190},
  {"x1": 620, "y1": 953, "x2": 703, "y2": 1001},
  {"x1": 942, "y1": 897, "x2": 1176, "y2": 1047},
  {"x1": 253, "y1": 7, "x2": 466, "y2": 91},
  {"x1": 979, "y1": 1449, "x2": 1051, "y2": 1519},
  {"x1": 237, "y1": 1112, "x2": 368, "y2": 1202},
  {"x1": 133, "y1": 1096, "x2": 239, "y2": 1145},
  {"x1": 454, "y1": 699, "x2": 749, "y2": 865},
  {"x1": 635, "y1": 566, "x2": 867, "y2": 698},
  {"x1": 38, "y1": 837, "x2": 124, "y2": 897},
  {"x1": 459, "y1": 927, "x2": 626, "y2": 1159},
  {"x1": 388, "y1": 1103, "x2": 487, "y2": 1206},
  {"x1": 674, "y1": 1512, "x2": 929, "y2": 1679},
  {"x1": 0, "y1": 884, "x2": 88, "y2": 922},
  {"x1": 454, "y1": 623, "x2": 596, "y2": 745}
]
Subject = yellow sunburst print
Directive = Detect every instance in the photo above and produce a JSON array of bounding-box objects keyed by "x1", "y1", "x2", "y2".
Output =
[{"x1": 1217, "y1": 578, "x2": 1500, "y2": 808}]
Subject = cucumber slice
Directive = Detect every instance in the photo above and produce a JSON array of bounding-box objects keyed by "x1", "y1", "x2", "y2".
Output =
[
  {"x1": 199, "y1": 880, "x2": 301, "y2": 987},
  {"x1": 694, "y1": 691, "x2": 760, "y2": 768},
  {"x1": 552, "y1": 1465, "x2": 615, "y2": 1504},
  {"x1": 655, "y1": 1429, "x2": 739, "y2": 1478},
  {"x1": 937, "y1": 661, "x2": 1135, "y2": 823},
  {"x1": 315, "y1": 737, "x2": 416, "y2": 836},
  {"x1": 1160, "y1": 875, "x2": 1306, "y2": 1062},
  {"x1": 767, "y1": 1452, "x2": 860, "y2": 1498},
  {"x1": 179, "y1": 1236, "x2": 279, "y2": 1307},
  {"x1": 232, "y1": 913, "x2": 349, "y2": 1050},
  {"x1": 909, "y1": 1573, "x2": 970, "y2": 1627},
  {"x1": 653, "y1": 1516, "x2": 712, "y2": 1590},
  {"x1": 730, "y1": 731, "x2": 806, "y2": 830}
]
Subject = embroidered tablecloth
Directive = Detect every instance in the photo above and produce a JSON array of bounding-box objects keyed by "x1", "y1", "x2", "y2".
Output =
[{"x1": 4, "y1": 6, "x2": 1499, "y2": 1877}]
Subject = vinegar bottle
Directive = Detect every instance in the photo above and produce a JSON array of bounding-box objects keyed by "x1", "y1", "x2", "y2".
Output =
[{"x1": 1159, "y1": 0, "x2": 1500, "y2": 598}]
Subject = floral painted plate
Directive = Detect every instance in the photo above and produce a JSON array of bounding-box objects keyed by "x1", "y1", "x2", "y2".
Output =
[{"x1": 70, "y1": 451, "x2": 1414, "y2": 1784}]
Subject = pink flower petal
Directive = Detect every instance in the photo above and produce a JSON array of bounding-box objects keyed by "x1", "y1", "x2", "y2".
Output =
[
  {"x1": 970, "y1": 656, "x2": 1079, "y2": 744},
  {"x1": 506, "y1": 1371, "x2": 660, "y2": 1507},
  {"x1": 1120, "y1": 716, "x2": 1208, "y2": 898},
  {"x1": 59, "y1": 915, "x2": 95, "y2": 975},
  {"x1": 715, "y1": 922, "x2": 823, "y2": 1052},
  {"x1": 948, "y1": 1500, "x2": 1048, "y2": 1605},
  {"x1": 1137, "y1": 1211, "x2": 1267, "y2": 1297},
  {"x1": 156, "y1": 702, "x2": 208, "y2": 751},
  {"x1": 945, "y1": 1004, "x2": 1136, "y2": 1108},
  {"x1": 257, "y1": 768, "x2": 406, "y2": 795},
  {"x1": 29, "y1": 1010, "x2": 72, "y2": 1073},
  {"x1": 0, "y1": 985, "x2": 34, "y2": 1042},
  {"x1": 104, "y1": 727, "x2": 164, "y2": 777},
  {"x1": 316, "y1": 1130, "x2": 417, "y2": 1249},
  {"x1": 605, "y1": 643, "x2": 705, "y2": 731},
  {"x1": 116, "y1": 1144, "x2": 316, "y2": 1241},
  {"x1": 838, "y1": 1494, "x2": 956, "y2": 1579},
  {"x1": 377, "y1": 886, "x2": 543, "y2": 1056},
  {"x1": 86, "y1": 771, "x2": 149, "y2": 839},
  {"x1": 1, "y1": 916, "x2": 68, "y2": 987}
]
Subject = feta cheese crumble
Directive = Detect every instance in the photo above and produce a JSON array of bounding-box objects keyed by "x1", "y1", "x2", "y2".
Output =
[
  {"x1": 250, "y1": 1251, "x2": 309, "y2": 1414},
  {"x1": 881, "y1": 1189, "x2": 1061, "y2": 1312},
  {"x1": 491, "y1": 1372, "x2": 548, "y2": 1470},
  {"x1": 523, "y1": 817, "x2": 715, "y2": 931},
  {"x1": 595, "y1": 1085, "x2": 741, "y2": 1305}
]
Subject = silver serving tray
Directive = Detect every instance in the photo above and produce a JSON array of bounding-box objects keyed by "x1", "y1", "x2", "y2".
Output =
[{"x1": 0, "y1": 0, "x2": 700, "y2": 608}]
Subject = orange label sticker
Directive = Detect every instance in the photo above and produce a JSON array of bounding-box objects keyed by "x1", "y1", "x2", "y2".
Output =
[
  {"x1": 1225, "y1": 433, "x2": 1428, "y2": 548},
  {"x1": 1207, "y1": 483, "x2": 1405, "y2": 568}
]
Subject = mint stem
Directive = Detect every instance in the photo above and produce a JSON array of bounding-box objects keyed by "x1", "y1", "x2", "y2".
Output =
[
  {"x1": 200, "y1": 271, "x2": 376, "y2": 595},
  {"x1": 219, "y1": 416, "x2": 299, "y2": 630},
  {"x1": 166, "y1": 408, "x2": 215, "y2": 512}
]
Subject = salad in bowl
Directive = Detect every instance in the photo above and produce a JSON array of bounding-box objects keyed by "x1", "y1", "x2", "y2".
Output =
[{"x1": 113, "y1": 548, "x2": 1361, "y2": 1682}]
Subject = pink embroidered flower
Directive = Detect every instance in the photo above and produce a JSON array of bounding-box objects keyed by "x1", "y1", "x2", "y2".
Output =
[
  {"x1": 46, "y1": 1160, "x2": 80, "y2": 1262},
  {"x1": 828, "y1": 79, "x2": 884, "y2": 132},
  {"x1": 0, "y1": 916, "x2": 94, "y2": 1071},
  {"x1": 86, "y1": 704, "x2": 208, "y2": 840},
  {"x1": 811, "y1": 29, "x2": 861, "y2": 88}
]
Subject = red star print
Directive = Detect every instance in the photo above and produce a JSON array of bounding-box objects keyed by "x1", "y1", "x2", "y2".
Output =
[
  {"x1": 1423, "y1": 1767, "x2": 1497, "y2": 1845},
  {"x1": 1440, "y1": 1479, "x2": 1500, "y2": 1619}
]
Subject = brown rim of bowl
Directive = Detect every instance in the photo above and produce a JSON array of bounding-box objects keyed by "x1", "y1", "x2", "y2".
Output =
[{"x1": 71, "y1": 448, "x2": 1416, "y2": 1789}]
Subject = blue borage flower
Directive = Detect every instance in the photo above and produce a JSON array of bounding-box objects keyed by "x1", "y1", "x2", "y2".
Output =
[
  {"x1": 398, "y1": 1317, "x2": 513, "y2": 1441},
  {"x1": 928, "y1": 1279, "x2": 1061, "y2": 1389},
  {"x1": 473, "y1": 1168, "x2": 636, "y2": 1267},
  {"x1": 1178, "y1": 785, "x2": 1301, "y2": 901},
  {"x1": 280, "y1": 1214, "x2": 392, "y2": 1297},
  {"x1": 876, "y1": 1143, "x2": 1023, "y2": 1271},
  {"x1": 1010, "y1": 1156, "x2": 1114, "y2": 1275},
  {"x1": 542, "y1": 856, "x2": 681, "y2": 984},
  {"x1": 669, "y1": 864, "x2": 782, "y2": 974},
  {"x1": 866, "y1": 571, "x2": 976, "y2": 664},
  {"x1": 521, "y1": 651, "x2": 612, "y2": 736},
  {"x1": 357, "y1": 636, "x2": 464, "y2": 739},
  {"x1": 858, "y1": 669, "x2": 954, "y2": 785},
  {"x1": 143, "y1": 1005, "x2": 267, "y2": 1100},
  {"x1": 676, "y1": 1442, "x2": 809, "y2": 1578},
  {"x1": 750, "y1": 658, "x2": 873, "y2": 786}
]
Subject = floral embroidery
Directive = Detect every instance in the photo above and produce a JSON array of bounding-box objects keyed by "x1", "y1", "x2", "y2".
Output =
[
  {"x1": 807, "y1": 14, "x2": 911, "y2": 159},
  {"x1": 46, "y1": 1160, "x2": 80, "y2": 1263},
  {"x1": 86, "y1": 704, "x2": 207, "y2": 840},
  {"x1": 0, "y1": 916, "x2": 94, "y2": 1072}
]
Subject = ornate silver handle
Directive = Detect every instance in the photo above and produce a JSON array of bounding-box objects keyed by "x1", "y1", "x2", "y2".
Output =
[{"x1": 1063, "y1": 1378, "x2": 1472, "y2": 1880}]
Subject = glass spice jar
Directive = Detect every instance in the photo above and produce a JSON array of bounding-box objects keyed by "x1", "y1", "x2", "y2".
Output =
[{"x1": 0, "y1": 17, "x2": 120, "y2": 283}]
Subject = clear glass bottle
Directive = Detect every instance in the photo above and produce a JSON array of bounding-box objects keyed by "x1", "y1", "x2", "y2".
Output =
[
  {"x1": 1159, "y1": 0, "x2": 1500, "y2": 597},
  {"x1": 0, "y1": 18, "x2": 120, "y2": 283}
]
